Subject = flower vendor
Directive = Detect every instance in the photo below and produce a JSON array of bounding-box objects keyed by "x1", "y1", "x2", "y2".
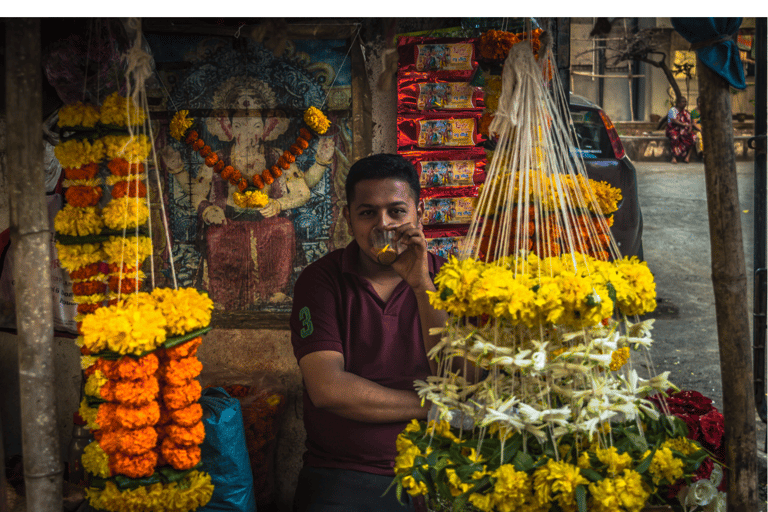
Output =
[{"x1": 290, "y1": 154, "x2": 455, "y2": 511}]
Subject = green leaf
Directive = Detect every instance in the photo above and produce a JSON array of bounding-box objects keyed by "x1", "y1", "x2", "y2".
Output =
[
  {"x1": 512, "y1": 451, "x2": 535, "y2": 472},
  {"x1": 576, "y1": 484, "x2": 588, "y2": 512},
  {"x1": 606, "y1": 282, "x2": 617, "y2": 304},
  {"x1": 579, "y1": 467, "x2": 603, "y2": 482},
  {"x1": 163, "y1": 326, "x2": 213, "y2": 349},
  {"x1": 635, "y1": 448, "x2": 656, "y2": 474},
  {"x1": 440, "y1": 286, "x2": 454, "y2": 301},
  {"x1": 624, "y1": 430, "x2": 649, "y2": 453}
]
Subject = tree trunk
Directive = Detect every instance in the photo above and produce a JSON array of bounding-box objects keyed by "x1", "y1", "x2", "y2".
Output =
[{"x1": 698, "y1": 55, "x2": 758, "y2": 511}]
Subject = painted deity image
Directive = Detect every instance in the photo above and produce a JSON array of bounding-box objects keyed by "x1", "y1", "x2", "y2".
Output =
[{"x1": 148, "y1": 35, "x2": 354, "y2": 313}]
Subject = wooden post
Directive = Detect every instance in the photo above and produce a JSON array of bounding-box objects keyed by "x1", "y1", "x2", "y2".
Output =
[
  {"x1": 5, "y1": 18, "x2": 63, "y2": 512},
  {"x1": 698, "y1": 55, "x2": 758, "y2": 510}
]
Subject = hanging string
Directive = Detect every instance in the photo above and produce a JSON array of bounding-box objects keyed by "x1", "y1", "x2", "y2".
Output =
[{"x1": 320, "y1": 24, "x2": 361, "y2": 110}]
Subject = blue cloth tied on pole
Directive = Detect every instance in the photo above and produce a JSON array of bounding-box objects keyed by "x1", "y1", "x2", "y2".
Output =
[{"x1": 671, "y1": 17, "x2": 746, "y2": 90}]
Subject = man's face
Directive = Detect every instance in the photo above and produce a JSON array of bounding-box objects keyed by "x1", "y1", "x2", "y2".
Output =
[{"x1": 343, "y1": 178, "x2": 423, "y2": 264}]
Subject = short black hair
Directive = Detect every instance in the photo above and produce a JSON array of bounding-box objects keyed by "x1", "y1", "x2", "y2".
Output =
[{"x1": 345, "y1": 153, "x2": 420, "y2": 206}]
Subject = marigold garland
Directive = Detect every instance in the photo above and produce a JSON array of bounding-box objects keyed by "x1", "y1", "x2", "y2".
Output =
[
  {"x1": 99, "y1": 91, "x2": 147, "y2": 127},
  {"x1": 58, "y1": 101, "x2": 101, "y2": 128},
  {"x1": 54, "y1": 139, "x2": 106, "y2": 170},
  {"x1": 101, "y1": 197, "x2": 150, "y2": 231},
  {"x1": 64, "y1": 162, "x2": 101, "y2": 181},
  {"x1": 54, "y1": 205, "x2": 105, "y2": 237},
  {"x1": 102, "y1": 134, "x2": 152, "y2": 164},
  {"x1": 150, "y1": 288, "x2": 214, "y2": 337},
  {"x1": 165, "y1": 422, "x2": 205, "y2": 447},
  {"x1": 160, "y1": 437, "x2": 202, "y2": 471},
  {"x1": 168, "y1": 107, "x2": 330, "y2": 202},
  {"x1": 55, "y1": 242, "x2": 106, "y2": 272},
  {"x1": 85, "y1": 470, "x2": 213, "y2": 512},
  {"x1": 80, "y1": 301, "x2": 167, "y2": 355},
  {"x1": 168, "y1": 403, "x2": 203, "y2": 428},
  {"x1": 108, "y1": 450, "x2": 158, "y2": 479},
  {"x1": 100, "y1": 376, "x2": 160, "y2": 406},
  {"x1": 161, "y1": 380, "x2": 202, "y2": 411},
  {"x1": 164, "y1": 337, "x2": 203, "y2": 360},
  {"x1": 82, "y1": 440, "x2": 111, "y2": 478},
  {"x1": 102, "y1": 236, "x2": 153, "y2": 267}
]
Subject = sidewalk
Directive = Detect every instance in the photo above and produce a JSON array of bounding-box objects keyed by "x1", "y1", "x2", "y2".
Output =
[{"x1": 616, "y1": 121, "x2": 756, "y2": 162}]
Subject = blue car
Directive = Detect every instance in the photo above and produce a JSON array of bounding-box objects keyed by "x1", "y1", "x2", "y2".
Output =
[{"x1": 569, "y1": 94, "x2": 644, "y2": 260}]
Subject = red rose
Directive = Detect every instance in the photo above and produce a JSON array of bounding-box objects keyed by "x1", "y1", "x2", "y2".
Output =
[
  {"x1": 692, "y1": 456, "x2": 714, "y2": 482},
  {"x1": 677, "y1": 412, "x2": 701, "y2": 441},
  {"x1": 667, "y1": 390, "x2": 714, "y2": 415},
  {"x1": 700, "y1": 409, "x2": 725, "y2": 449}
]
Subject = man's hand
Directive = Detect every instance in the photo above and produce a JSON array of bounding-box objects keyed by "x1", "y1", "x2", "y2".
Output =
[
  {"x1": 390, "y1": 223, "x2": 433, "y2": 293},
  {"x1": 202, "y1": 205, "x2": 226, "y2": 225}
]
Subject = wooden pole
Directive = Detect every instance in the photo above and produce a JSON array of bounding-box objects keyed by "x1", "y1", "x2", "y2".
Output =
[
  {"x1": 5, "y1": 18, "x2": 63, "y2": 512},
  {"x1": 697, "y1": 55, "x2": 758, "y2": 510}
]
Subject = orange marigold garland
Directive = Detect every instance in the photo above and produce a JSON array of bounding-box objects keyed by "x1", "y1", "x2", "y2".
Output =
[{"x1": 168, "y1": 107, "x2": 330, "y2": 205}]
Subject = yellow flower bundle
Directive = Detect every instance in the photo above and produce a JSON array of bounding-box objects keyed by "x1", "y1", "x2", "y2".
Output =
[
  {"x1": 85, "y1": 470, "x2": 214, "y2": 512},
  {"x1": 54, "y1": 139, "x2": 106, "y2": 170},
  {"x1": 99, "y1": 91, "x2": 147, "y2": 127},
  {"x1": 102, "y1": 236, "x2": 153, "y2": 267},
  {"x1": 170, "y1": 110, "x2": 195, "y2": 142},
  {"x1": 55, "y1": 242, "x2": 106, "y2": 273},
  {"x1": 303, "y1": 106, "x2": 330, "y2": 135},
  {"x1": 428, "y1": 251, "x2": 653, "y2": 330},
  {"x1": 150, "y1": 288, "x2": 214, "y2": 337},
  {"x1": 54, "y1": 205, "x2": 105, "y2": 237},
  {"x1": 101, "y1": 197, "x2": 150, "y2": 231},
  {"x1": 80, "y1": 299, "x2": 168, "y2": 356},
  {"x1": 101, "y1": 134, "x2": 152, "y2": 164},
  {"x1": 58, "y1": 101, "x2": 101, "y2": 128},
  {"x1": 233, "y1": 189, "x2": 269, "y2": 209}
]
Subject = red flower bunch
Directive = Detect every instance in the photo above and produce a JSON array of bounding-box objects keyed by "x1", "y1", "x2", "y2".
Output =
[{"x1": 649, "y1": 389, "x2": 727, "y2": 491}]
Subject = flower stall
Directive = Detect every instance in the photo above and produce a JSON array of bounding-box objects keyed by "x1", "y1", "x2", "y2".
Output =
[{"x1": 389, "y1": 26, "x2": 729, "y2": 512}]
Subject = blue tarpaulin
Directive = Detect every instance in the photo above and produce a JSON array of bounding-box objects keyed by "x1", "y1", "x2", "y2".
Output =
[{"x1": 670, "y1": 17, "x2": 746, "y2": 90}]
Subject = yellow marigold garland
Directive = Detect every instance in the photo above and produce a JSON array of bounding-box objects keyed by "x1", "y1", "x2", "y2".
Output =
[
  {"x1": 80, "y1": 300, "x2": 168, "y2": 355},
  {"x1": 303, "y1": 106, "x2": 330, "y2": 134},
  {"x1": 54, "y1": 205, "x2": 105, "y2": 237},
  {"x1": 150, "y1": 288, "x2": 214, "y2": 336},
  {"x1": 101, "y1": 197, "x2": 150, "y2": 231},
  {"x1": 54, "y1": 139, "x2": 106, "y2": 170},
  {"x1": 99, "y1": 91, "x2": 147, "y2": 127},
  {"x1": 85, "y1": 471, "x2": 214, "y2": 512},
  {"x1": 102, "y1": 236, "x2": 153, "y2": 267},
  {"x1": 233, "y1": 189, "x2": 269, "y2": 209},
  {"x1": 82, "y1": 440, "x2": 111, "y2": 478},
  {"x1": 55, "y1": 242, "x2": 106, "y2": 273},
  {"x1": 58, "y1": 101, "x2": 101, "y2": 128},
  {"x1": 101, "y1": 134, "x2": 152, "y2": 164}
]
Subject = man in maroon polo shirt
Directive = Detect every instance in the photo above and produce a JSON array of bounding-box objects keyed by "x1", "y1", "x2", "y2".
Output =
[{"x1": 290, "y1": 153, "x2": 448, "y2": 511}]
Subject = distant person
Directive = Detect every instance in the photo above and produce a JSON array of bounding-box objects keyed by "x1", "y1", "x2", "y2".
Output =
[
  {"x1": 666, "y1": 96, "x2": 695, "y2": 164},
  {"x1": 690, "y1": 96, "x2": 704, "y2": 158}
]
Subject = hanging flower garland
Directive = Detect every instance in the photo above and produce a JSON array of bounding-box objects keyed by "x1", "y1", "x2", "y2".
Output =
[
  {"x1": 169, "y1": 106, "x2": 330, "y2": 203},
  {"x1": 54, "y1": 92, "x2": 151, "y2": 319},
  {"x1": 77, "y1": 288, "x2": 214, "y2": 511}
]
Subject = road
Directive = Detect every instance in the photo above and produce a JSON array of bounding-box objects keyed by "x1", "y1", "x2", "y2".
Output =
[
  {"x1": 633, "y1": 159, "x2": 766, "y2": 506},
  {"x1": 635, "y1": 160, "x2": 757, "y2": 409}
]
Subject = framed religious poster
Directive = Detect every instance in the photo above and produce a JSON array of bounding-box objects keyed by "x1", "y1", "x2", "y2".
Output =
[{"x1": 143, "y1": 22, "x2": 370, "y2": 327}]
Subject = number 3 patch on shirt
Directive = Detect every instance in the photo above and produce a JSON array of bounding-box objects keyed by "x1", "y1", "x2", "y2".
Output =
[{"x1": 299, "y1": 306, "x2": 314, "y2": 338}]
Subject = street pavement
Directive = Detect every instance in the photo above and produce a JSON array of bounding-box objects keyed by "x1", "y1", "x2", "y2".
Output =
[{"x1": 632, "y1": 159, "x2": 766, "y2": 506}]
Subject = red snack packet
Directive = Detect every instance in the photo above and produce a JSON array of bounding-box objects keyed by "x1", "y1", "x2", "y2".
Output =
[
  {"x1": 400, "y1": 148, "x2": 487, "y2": 187},
  {"x1": 398, "y1": 72, "x2": 484, "y2": 112},
  {"x1": 421, "y1": 196, "x2": 477, "y2": 226},
  {"x1": 397, "y1": 112, "x2": 484, "y2": 150},
  {"x1": 398, "y1": 37, "x2": 478, "y2": 80}
]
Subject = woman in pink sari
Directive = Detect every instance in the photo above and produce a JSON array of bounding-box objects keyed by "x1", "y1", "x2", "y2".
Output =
[{"x1": 666, "y1": 97, "x2": 695, "y2": 163}]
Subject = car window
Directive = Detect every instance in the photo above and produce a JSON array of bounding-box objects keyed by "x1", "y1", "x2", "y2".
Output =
[{"x1": 569, "y1": 109, "x2": 613, "y2": 159}]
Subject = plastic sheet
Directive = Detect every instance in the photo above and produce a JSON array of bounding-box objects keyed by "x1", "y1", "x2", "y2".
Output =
[{"x1": 198, "y1": 387, "x2": 257, "y2": 512}]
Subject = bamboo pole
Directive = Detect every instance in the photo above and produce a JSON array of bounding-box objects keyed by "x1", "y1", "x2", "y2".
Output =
[
  {"x1": 697, "y1": 55, "x2": 758, "y2": 510},
  {"x1": 5, "y1": 18, "x2": 63, "y2": 512}
]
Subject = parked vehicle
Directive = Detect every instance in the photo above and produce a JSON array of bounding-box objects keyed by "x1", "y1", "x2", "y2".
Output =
[{"x1": 569, "y1": 93, "x2": 644, "y2": 260}]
